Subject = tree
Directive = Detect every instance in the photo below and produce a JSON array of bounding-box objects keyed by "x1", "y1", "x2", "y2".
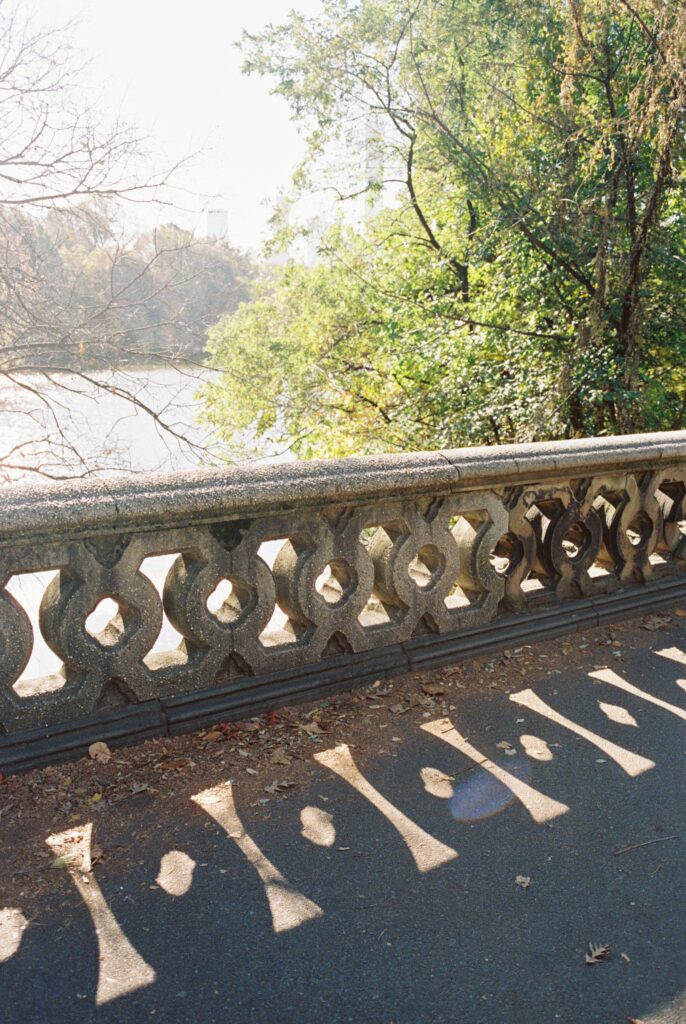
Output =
[
  {"x1": 204, "y1": 0, "x2": 686, "y2": 458},
  {"x1": 0, "y1": 1, "x2": 250, "y2": 479}
]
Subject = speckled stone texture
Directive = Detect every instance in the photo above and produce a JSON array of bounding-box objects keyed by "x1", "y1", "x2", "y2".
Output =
[{"x1": 1, "y1": 432, "x2": 686, "y2": 762}]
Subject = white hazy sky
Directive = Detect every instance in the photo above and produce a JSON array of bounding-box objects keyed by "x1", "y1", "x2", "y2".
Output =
[{"x1": 37, "y1": 0, "x2": 324, "y2": 252}]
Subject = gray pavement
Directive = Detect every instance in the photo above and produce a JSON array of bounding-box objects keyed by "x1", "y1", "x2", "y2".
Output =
[{"x1": 2, "y1": 623, "x2": 686, "y2": 1024}]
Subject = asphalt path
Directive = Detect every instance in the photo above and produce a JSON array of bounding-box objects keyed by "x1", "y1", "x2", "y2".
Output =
[{"x1": 2, "y1": 624, "x2": 686, "y2": 1024}]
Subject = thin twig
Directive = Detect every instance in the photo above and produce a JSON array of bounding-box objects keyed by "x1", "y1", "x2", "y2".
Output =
[{"x1": 613, "y1": 835, "x2": 678, "y2": 856}]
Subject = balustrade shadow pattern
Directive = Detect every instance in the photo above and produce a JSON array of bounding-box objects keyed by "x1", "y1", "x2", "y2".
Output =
[
  {"x1": 3, "y1": 432, "x2": 686, "y2": 771},
  {"x1": 2, "y1": 637, "x2": 686, "y2": 1023}
]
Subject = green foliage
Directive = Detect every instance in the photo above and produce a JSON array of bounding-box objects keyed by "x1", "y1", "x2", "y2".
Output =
[{"x1": 205, "y1": 0, "x2": 686, "y2": 456}]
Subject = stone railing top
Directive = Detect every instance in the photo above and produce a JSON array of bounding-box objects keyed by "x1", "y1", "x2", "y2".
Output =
[{"x1": 3, "y1": 430, "x2": 686, "y2": 547}]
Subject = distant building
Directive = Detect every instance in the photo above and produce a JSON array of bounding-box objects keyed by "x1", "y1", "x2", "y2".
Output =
[
  {"x1": 363, "y1": 112, "x2": 386, "y2": 217},
  {"x1": 206, "y1": 209, "x2": 228, "y2": 239}
]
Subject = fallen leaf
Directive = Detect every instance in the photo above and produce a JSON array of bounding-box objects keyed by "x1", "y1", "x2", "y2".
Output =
[
  {"x1": 204, "y1": 730, "x2": 224, "y2": 742},
  {"x1": 496, "y1": 741, "x2": 514, "y2": 750},
  {"x1": 88, "y1": 742, "x2": 111, "y2": 764},
  {"x1": 641, "y1": 614, "x2": 671, "y2": 631},
  {"x1": 270, "y1": 747, "x2": 291, "y2": 766},
  {"x1": 264, "y1": 779, "x2": 297, "y2": 796},
  {"x1": 245, "y1": 767, "x2": 258, "y2": 776},
  {"x1": 158, "y1": 758, "x2": 191, "y2": 771},
  {"x1": 301, "y1": 721, "x2": 324, "y2": 736},
  {"x1": 675, "y1": 609, "x2": 686, "y2": 618},
  {"x1": 368, "y1": 681, "x2": 392, "y2": 696},
  {"x1": 421, "y1": 682, "x2": 445, "y2": 696},
  {"x1": 585, "y1": 942, "x2": 610, "y2": 965},
  {"x1": 390, "y1": 703, "x2": 408, "y2": 715},
  {"x1": 89, "y1": 792, "x2": 103, "y2": 804},
  {"x1": 621, "y1": 952, "x2": 631, "y2": 963},
  {"x1": 515, "y1": 875, "x2": 531, "y2": 889}
]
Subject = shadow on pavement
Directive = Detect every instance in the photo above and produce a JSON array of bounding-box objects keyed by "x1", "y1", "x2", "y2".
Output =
[{"x1": 2, "y1": 630, "x2": 686, "y2": 1023}]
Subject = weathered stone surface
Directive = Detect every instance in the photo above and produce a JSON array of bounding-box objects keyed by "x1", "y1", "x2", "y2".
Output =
[{"x1": 0, "y1": 432, "x2": 685, "y2": 734}]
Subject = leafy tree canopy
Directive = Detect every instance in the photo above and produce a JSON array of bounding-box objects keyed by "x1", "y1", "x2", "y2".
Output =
[{"x1": 204, "y1": 0, "x2": 686, "y2": 457}]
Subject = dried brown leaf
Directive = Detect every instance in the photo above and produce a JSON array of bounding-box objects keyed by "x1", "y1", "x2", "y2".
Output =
[
  {"x1": 264, "y1": 779, "x2": 297, "y2": 796},
  {"x1": 421, "y1": 682, "x2": 445, "y2": 696},
  {"x1": 301, "y1": 721, "x2": 324, "y2": 736}
]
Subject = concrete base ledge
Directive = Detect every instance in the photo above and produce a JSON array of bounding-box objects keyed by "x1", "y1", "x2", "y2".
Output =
[{"x1": 3, "y1": 575, "x2": 684, "y2": 774}]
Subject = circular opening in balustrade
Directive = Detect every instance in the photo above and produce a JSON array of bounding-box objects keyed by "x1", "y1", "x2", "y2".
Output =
[
  {"x1": 561, "y1": 521, "x2": 592, "y2": 560},
  {"x1": 206, "y1": 576, "x2": 254, "y2": 624},
  {"x1": 315, "y1": 559, "x2": 357, "y2": 605},
  {"x1": 85, "y1": 597, "x2": 126, "y2": 647},
  {"x1": 626, "y1": 512, "x2": 653, "y2": 548},
  {"x1": 489, "y1": 533, "x2": 523, "y2": 576},
  {"x1": 408, "y1": 544, "x2": 445, "y2": 589}
]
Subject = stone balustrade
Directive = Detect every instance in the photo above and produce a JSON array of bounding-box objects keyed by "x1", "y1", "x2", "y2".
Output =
[{"x1": 2, "y1": 431, "x2": 686, "y2": 771}]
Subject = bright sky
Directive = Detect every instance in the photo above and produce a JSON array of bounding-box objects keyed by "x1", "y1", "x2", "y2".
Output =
[{"x1": 38, "y1": 0, "x2": 324, "y2": 253}]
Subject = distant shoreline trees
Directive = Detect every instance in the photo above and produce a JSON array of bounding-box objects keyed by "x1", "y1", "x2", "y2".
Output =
[
  {"x1": 0, "y1": 0, "x2": 253, "y2": 477},
  {"x1": 3, "y1": 206, "x2": 253, "y2": 371}
]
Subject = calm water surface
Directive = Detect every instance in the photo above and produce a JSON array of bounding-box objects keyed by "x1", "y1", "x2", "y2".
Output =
[{"x1": 0, "y1": 364, "x2": 218, "y2": 482}]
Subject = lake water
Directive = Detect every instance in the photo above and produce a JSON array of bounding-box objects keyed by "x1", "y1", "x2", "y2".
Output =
[{"x1": 0, "y1": 364, "x2": 223, "y2": 482}]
